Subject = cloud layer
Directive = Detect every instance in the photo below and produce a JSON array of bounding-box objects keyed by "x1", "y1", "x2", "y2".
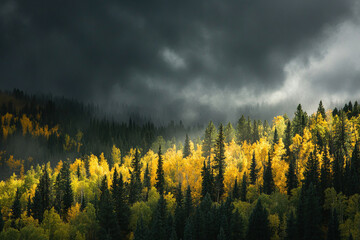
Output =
[{"x1": 1, "y1": 0, "x2": 359, "y2": 124}]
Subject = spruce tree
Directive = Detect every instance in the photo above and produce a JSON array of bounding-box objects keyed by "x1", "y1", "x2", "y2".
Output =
[
  {"x1": 174, "y1": 183, "x2": 185, "y2": 240},
  {"x1": 230, "y1": 209, "x2": 245, "y2": 240},
  {"x1": 240, "y1": 172, "x2": 247, "y2": 202},
  {"x1": 54, "y1": 160, "x2": 73, "y2": 218},
  {"x1": 150, "y1": 195, "x2": 167, "y2": 240},
  {"x1": 285, "y1": 211, "x2": 296, "y2": 240},
  {"x1": 203, "y1": 121, "x2": 217, "y2": 160},
  {"x1": 98, "y1": 176, "x2": 121, "y2": 240},
  {"x1": 184, "y1": 217, "x2": 194, "y2": 240},
  {"x1": 129, "y1": 149, "x2": 142, "y2": 204},
  {"x1": 217, "y1": 227, "x2": 226, "y2": 240},
  {"x1": 250, "y1": 152, "x2": 258, "y2": 185},
  {"x1": 349, "y1": 142, "x2": 360, "y2": 195},
  {"x1": 327, "y1": 209, "x2": 340, "y2": 240},
  {"x1": 113, "y1": 173, "x2": 130, "y2": 239},
  {"x1": 11, "y1": 189, "x2": 21, "y2": 220},
  {"x1": 273, "y1": 127, "x2": 279, "y2": 145},
  {"x1": 303, "y1": 151, "x2": 320, "y2": 189},
  {"x1": 183, "y1": 134, "x2": 191, "y2": 158},
  {"x1": 32, "y1": 167, "x2": 51, "y2": 222},
  {"x1": 333, "y1": 150, "x2": 344, "y2": 193},
  {"x1": 247, "y1": 199, "x2": 270, "y2": 240},
  {"x1": 303, "y1": 184, "x2": 322, "y2": 240},
  {"x1": 184, "y1": 185, "x2": 193, "y2": 219},
  {"x1": 201, "y1": 161, "x2": 213, "y2": 199},
  {"x1": 232, "y1": 178, "x2": 240, "y2": 199},
  {"x1": 236, "y1": 115, "x2": 247, "y2": 143},
  {"x1": 134, "y1": 218, "x2": 148, "y2": 240},
  {"x1": 155, "y1": 146, "x2": 165, "y2": 195},
  {"x1": 263, "y1": 152, "x2": 276, "y2": 195},
  {"x1": 317, "y1": 100, "x2": 326, "y2": 120},
  {"x1": 0, "y1": 205, "x2": 3, "y2": 232},
  {"x1": 214, "y1": 124, "x2": 225, "y2": 202},
  {"x1": 26, "y1": 196, "x2": 31, "y2": 217},
  {"x1": 286, "y1": 155, "x2": 298, "y2": 196},
  {"x1": 320, "y1": 146, "x2": 332, "y2": 196},
  {"x1": 224, "y1": 122, "x2": 235, "y2": 143},
  {"x1": 292, "y1": 104, "x2": 307, "y2": 136},
  {"x1": 143, "y1": 163, "x2": 151, "y2": 200}
]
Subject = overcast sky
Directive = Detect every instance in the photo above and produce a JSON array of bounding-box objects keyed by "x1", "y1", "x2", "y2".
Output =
[{"x1": 1, "y1": 0, "x2": 360, "y2": 124}]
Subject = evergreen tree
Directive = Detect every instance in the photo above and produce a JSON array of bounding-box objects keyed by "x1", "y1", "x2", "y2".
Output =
[
  {"x1": 320, "y1": 146, "x2": 332, "y2": 196},
  {"x1": 184, "y1": 218, "x2": 194, "y2": 240},
  {"x1": 224, "y1": 122, "x2": 235, "y2": 143},
  {"x1": 286, "y1": 156, "x2": 298, "y2": 196},
  {"x1": 203, "y1": 121, "x2": 217, "y2": 160},
  {"x1": 263, "y1": 152, "x2": 276, "y2": 195},
  {"x1": 184, "y1": 185, "x2": 193, "y2": 219},
  {"x1": 250, "y1": 152, "x2": 258, "y2": 185},
  {"x1": 32, "y1": 167, "x2": 51, "y2": 222},
  {"x1": 217, "y1": 227, "x2": 226, "y2": 240},
  {"x1": 349, "y1": 142, "x2": 360, "y2": 195},
  {"x1": 240, "y1": 172, "x2": 247, "y2": 202},
  {"x1": 246, "y1": 117, "x2": 252, "y2": 143},
  {"x1": 333, "y1": 150, "x2": 344, "y2": 193},
  {"x1": 98, "y1": 176, "x2": 121, "y2": 240},
  {"x1": 230, "y1": 209, "x2": 245, "y2": 240},
  {"x1": 252, "y1": 120, "x2": 260, "y2": 143},
  {"x1": 273, "y1": 127, "x2": 279, "y2": 145},
  {"x1": 134, "y1": 218, "x2": 148, "y2": 240},
  {"x1": 174, "y1": 183, "x2": 185, "y2": 240},
  {"x1": 236, "y1": 115, "x2": 247, "y2": 143},
  {"x1": 232, "y1": 178, "x2": 240, "y2": 200},
  {"x1": 54, "y1": 160, "x2": 73, "y2": 218},
  {"x1": 247, "y1": 199, "x2": 270, "y2": 240},
  {"x1": 11, "y1": 189, "x2": 21, "y2": 220},
  {"x1": 201, "y1": 161, "x2": 214, "y2": 199},
  {"x1": 285, "y1": 211, "x2": 296, "y2": 240},
  {"x1": 183, "y1": 134, "x2": 191, "y2": 158},
  {"x1": 303, "y1": 184, "x2": 322, "y2": 240},
  {"x1": 113, "y1": 173, "x2": 130, "y2": 239},
  {"x1": 143, "y1": 163, "x2": 151, "y2": 200},
  {"x1": 327, "y1": 209, "x2": 340, "y2": 240},
  {"x1": 32, "y1": 188, "x2": 42, "y2": 221},
  {"x1": 317, "y1": 100, "x2": 326, "y2": 120},
  {"x1": 129, "y1": 148, "x2": 142, "y2": 204},
  {"x1": 150, "y1": 195, "x2": 167, "y2": 240},
  {"x1": 214, "y1": 124, "x2": 225, "y2": 202},
  {"x1": 155, "y1": 146, "x2": 165, "y2": 195},
  {"x1": 292, "y1": 104, "x2": 307, "y2": 136},
  {"x1": 303, "y1": 151, "x2": 320, "y2": 189}
]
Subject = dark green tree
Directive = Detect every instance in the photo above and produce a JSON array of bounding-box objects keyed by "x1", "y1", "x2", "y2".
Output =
[
  {"x1": 129, "y1": 149, "x2": 142, "y2": 204},
  {"x1": 247, "y1": 199, "x2": 270, "y2": 240},
  {"x1": 332, "y1": 150, "x2": 344, "y2": 193},
  {"x1": 252, "y1": 120, "x2": 260, "y2": 143},
  {"x1": 11, "y1": 189, "x2": 21, "y2": 220},
  {"x1": 174, "y1": 183, "x2": 185, "y2": 240},
  {"x1": 214, "y1": 124, "x2": 225, "y2": 201},
  {"x1": 201, "y1": 161, "x2": 214, "y2": 199},
  {"x1": 134, "y1": 218, "x2": 148, "y2": 240},
  {"x1": 155, "y1": 146, "x2": 165, "y2": 195},
  {"x1": 98, "y1": 176, "x2": 121, "y2": 240},
  {"x1": 150, "y1": 195, "x2": 167, "y2": 240},
  {"x1": 32, "y1": 167, "x2": 50, "y2": 222},
  {"x1": 273, "y1": 127, "x2": 279, "y2": 145},
  {"x1": 303, "y1": 184, "x2": 322, "y2": 240},
  {"x1": 349, "y1": 142, "x2": 360, "y2": 195},
  {"x1": 317, "y1": 100, "x2": 326, "y2": 120},
  {"x1": 217, "y1": 227, "x2": 226, "y2": 240},
  {"x1": 232, "y1": 178, "x2": 240, "y2": 200},
  {"x1": 54, "y1": 160, "x2": 73, "y2": 218},
  {"x1": 303, "y1": 151, "x2": 320, "y2": 189},
  {"x1": 203, "y1": 121, "x2": 217, "y2": 160},
  {"x1": 0, "y1": 205, "x2": 3, "y2": 232},
  {"x1": 184, "y1": 218, "x2": 194, "y2": 240},
  {"x1": 224, "y1": 122, "x2": 235, "y2": 143},
  {"x1": 26, "y1": 196, "x2": 31, "y2": 217},
  {"x1": 320, "y1": 147, "x2": 332, "y2": 196},
  {"x1": 250, "y1": 152, "x2": 259, "y2": 185},
  {"x1": 183, "y1": 134, "x2": 191, "y2": 158},
  {"x1": 285, "y1": 211, "x2": 296, "y2": 240},
  {"x1": 230, "y1": 209, "x2": 245, "y2": 240},
  {"x1": 292, "y1": 104, "x2": 307, "y2": 136},
  {"x1": 263, "y1": 153, "x2": 276, "y2": 195},
  {"x1": 327, "y1": 209, "x2": 340, "y2": 240},
  {"x1": 240, "y1": 172, "x2": 248, "y2": 202},
  {"x1": 113, "y1": 173, "x2": 130, "y2": 239},
  {"x1": 286, "y1": 155, "x2": 298, "y2": 196},
  {"x1": 236, "y1": 115, "x2": 247, "y2": 143},
  {"x1": 184, "y1": 185, "x2": 193, "y2": 219}
]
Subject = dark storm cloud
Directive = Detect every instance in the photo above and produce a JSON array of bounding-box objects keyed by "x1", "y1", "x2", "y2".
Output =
[{"x1": 0, "y1": 0, "x2": 358, "y2": 124}]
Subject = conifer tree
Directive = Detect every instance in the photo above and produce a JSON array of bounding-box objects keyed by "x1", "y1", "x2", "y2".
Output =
[
  {"x1": 203, "y1": 121, "x2": 217, "y2": 160},
  {"x1": 150, "y1": 195, "x2": 167, "y2": 240},
  {"x1": 113, "y1": 173, "x2": 130, "y2": 239},
  {"x1": 320, "y1": 146, "x2": 332, "y2": 195},
  {"x1": 285, "y1": 211, "x2": 296, "y2": 240},
  {"x1": 250, "y1": 152, "x2": 258, "y2": 185},
  {"x1": 174, "y1": 183, "x2": 185, "y2": 240},
  {"x1": 333, "y1": 150, "x2": 344, "y2": 193},
  {"x1": 247, "y1": 199, "x2": 270, "y2": 240},
  {"x1": 0, "y1": 205, "x2": 3, "y2": 232},
  {"x1": 155, "y1": 146, "x2": 165, "y2": 195},
  {"x1": 292, "y1": 104, "x2": 307, "y2": 136},
  {"x1": 129, "y1": 149, "x2": 142, "y2": 204},
  {"x1": 26, "y1": 196, "x2": 31, "y2": 217},
  {"x1": 273, "y1": 127, "x2": 279, "y2": 145},
  {"x1": 303, "y1": 184, "x2": 322, "y2": 240},
  {"x1": 252, "y1": 120, "x2": 260, "y2": 143},
  {"x1": 231, "y1": 209, "x2": 245, "y2": 240},
  {"x1": 98, "y1": 176, "x2": 121, "y2": 240},
  {"x1": 236, "y1": 115, "x2": 247, "y2": 143},
  {"x1": 349, "y1": 142, "x2": 360, "y2": 195},
  {"x1": 184, "y1": 218, "x2": 194, "y2": 240},
  {"x1": 183, "y1": 134, "x2": 191, "y2": 158},
  {"x1": 224, "y1": 122, "x2": 235, "y2": 143},
  {"x1": 184, "y1": 185, "x2": 193, "y2": 219},
  {"x1": 11, "y1": 189, "x2": 21, "y2": 220},
  {"x1": 317, "y1": 100, "x2": 326, "y2": 120},
  {"x1": 286, "y1": 156, "x2": 298, "y2": 196},
  {"x1": 32, "y1": 167, "x2": 51, "y2": 222},
  {"x1": 217, "y1": 227, "x2": 226, "y2": 240},
  {"x1": 240, "y1": 172, "x2": 247, "y2": 202},
  {"x1": 303, "y1": 151, "x2": 320, "y2": 189},
  {"x1": 134, "y1": 218, "x2": 148, "y2": 240},
  {"x1": 201, "y1": 161, "x2": 213, "y2": 199},
  {"x1": 143, "y1": 163, "x2": 151, "y2": 200},
  {"x1": 214, "y1": 124, "x2": 225, "y2": 201},
  {"x1": 327, "y1": 209, "x2": 340, "y2": 240},
  {"x1": 263, "y1": 152, "x2": 276, "y2": 195},
  {"x1": 232, "y1": 178, "x2": 240, "y2": 199}
]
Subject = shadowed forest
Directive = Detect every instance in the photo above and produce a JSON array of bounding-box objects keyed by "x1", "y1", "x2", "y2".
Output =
[{"x1": 1, "y1": 89, "x2": 360, "y2": 240}]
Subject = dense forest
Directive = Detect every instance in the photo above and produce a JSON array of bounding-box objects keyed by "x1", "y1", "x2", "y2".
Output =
[{"x1": 1, "y1": 89, "x2": 360, "y2": 240}]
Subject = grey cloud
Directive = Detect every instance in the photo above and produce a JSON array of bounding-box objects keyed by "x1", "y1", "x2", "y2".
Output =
[{"x1": 0, "y1": 0, "x2": 358, "y2": 124}]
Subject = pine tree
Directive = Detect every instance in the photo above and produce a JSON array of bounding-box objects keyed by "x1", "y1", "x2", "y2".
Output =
[
  {"x1": 303, "y1": 184, "x2": 322, "y2": 240},
  {"x1": 232, "y1": 178, "x2": 240, "y2": 200},
  {"x1": 129, "y1": 148, "x2": 142, "y2": 204},
  {"x1": 62, "y1": 161, "x2": 73, "y2": 216},
  {"x1": 320, "y1": 146, "x2": 332, "y2": 196},
  {"x1": 174, "y1": 183, "x2": 185, "y2": 240},
  {"x1": 143, "y1": 163, "x2": 151, "y2": 200},
  {"x1": 98, "y1": 176, "x2": 121, "y2": 240},
  {"x1": 273, "y1": 127, "x2": 279, "y2": 145},
  {"x1": 333, "y1": 150, "x2": 344, "y2": 193},
  {"x1": 32, "y1": 167, "x2": 51, "y2": 222},
  {"x1": 150, "y1": 195, "x2": 167, "y2": 240},
  {"x1": 327, "y1": 209, "x2": 340, "y2": 240},
  {"x1": 247, "y1": 199, "x2": 271, "y2": 240},
  {"x1": 201, "y1": 161, "x2": 213, "y2": 199},
  {"x1": 285, "y1": 211, "x2": 296, "y2": 240},
  {"x1": 214, "y1": 124, "x2": 225, "y2": 201},
  {"x1": 11, "y1": 189, "x2": 21, "y2": 220},
  {"x1": 155, "y1": 146, "x2": 165, "y2": 195},
  {"x1": 203, "y1": 121, "x2": 217, "y2": 160},
  {"x1": 184, "y1": 185, "x2": 193, "y2": 219},
  {"x1": 113, "y1": 173, "x2": 130, "y2": 239},
  {"x1": 317, "y1": 100, "x2": 326, "y2": 120},
  {"x1": 183, "y1": 134, "x2": 191, "y2": 158},
  {"x1": 134, "y1": 218, "x2": 148, "y2": 240},
  {"x1": 217, "y1": 227, "x2": 226, "y2": 240},
  {"x1": 224, "y1": 122, "x2": 235, "y2": 143},
  {"x1": 292, "y1": 104, "x2": 307, "y2": 136},
  {"x1": 250, "y1": 152, "x2": 258, "y2": 185},
  {"x1": 263, "y1": 152, "x2": 276, "y2": 195},
  {"x1": 286, "y1": 155, "x2": 298, "y2": 196},
  {"x1": 240, "y1": 172, "x2": 247, "y2": 202},
  {"x1": 236, "y1": 115, "x2": 247, "y2": 143},
  {"x1": 246, "y1": 117, "x2": 252, "y2": 143},
  {"x1": 230, "y1": 209, "x2": 245, "y2": 240},
  {"x1": 349, "y1": 142, "x2": 360, "y2": 195},
  {"x1": 184, "y1": 217, "x2": 194, "y2": 240},
  {"x1": 303, "y1": 151, "x2": 320, "y2": 189}
]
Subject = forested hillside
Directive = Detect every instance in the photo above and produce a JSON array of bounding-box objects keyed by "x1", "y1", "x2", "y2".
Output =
[{"x1": 1, "y1": 89, "x2": 360, "y2": 239}]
